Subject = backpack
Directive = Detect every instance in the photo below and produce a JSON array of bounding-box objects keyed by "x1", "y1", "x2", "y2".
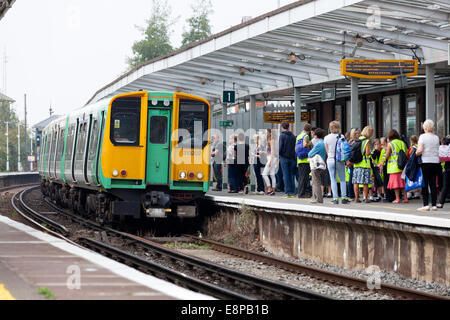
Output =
[
  {"x1": 349, "y1": 139, "x2": 367, "y2": 164},
  {"x1": 439, "y1": 144, "x2": 450, "y2": 162},
  {"x1": 391, "y1": 142, "x2": 407, "y2": 170},
  {"x1": 295, "y1": 136, "x2": 310, "y2": 160},
  {"x1": 335, "y1": 135, "x2": 351, "y2": 162}
]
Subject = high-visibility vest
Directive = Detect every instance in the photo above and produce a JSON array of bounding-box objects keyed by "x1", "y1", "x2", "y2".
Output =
[
  {"x1": 387, "y1": 139, "x2": 406, "y2": 174},
  {"x1": 354, "y1": 136, "x2": 371, "y2": 169},
  {"x1": 296, "y1": 133, "x2": 310, "y2": 164}
]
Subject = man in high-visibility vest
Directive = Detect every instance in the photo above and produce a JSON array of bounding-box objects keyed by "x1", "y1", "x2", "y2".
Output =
[{"x1": 297, "y1": 123, "x2": 312, "y2": 198}]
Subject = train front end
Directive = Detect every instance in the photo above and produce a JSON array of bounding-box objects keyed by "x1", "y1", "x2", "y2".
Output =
[{"x1": 100, "y1": 91, "x2": 211, "y2": 220}]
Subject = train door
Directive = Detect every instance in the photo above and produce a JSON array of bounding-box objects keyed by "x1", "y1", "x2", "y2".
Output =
[{"x1": 146, "y1": 108, "x2": 171, "y2": 185}]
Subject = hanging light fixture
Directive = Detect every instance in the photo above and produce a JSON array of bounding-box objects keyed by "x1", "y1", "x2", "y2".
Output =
[
  {"x1": 355, "y1": 34, "x2": 364, "y2": 47},
  {"x1": 200, "y1": 78, "x2": 207, "y2": 85},
  {"x1": 239, "y1": 67, "x2": 246, "y2": 76},
  {"x1": 289, "y1": 53, "x2": 297, "y2": 64}
]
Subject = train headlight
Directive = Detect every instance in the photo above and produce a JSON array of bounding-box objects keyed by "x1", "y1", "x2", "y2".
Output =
[
  {"x1": 121, "y1": 170, "x2": 127, "y2": 177},
  {"x1": 112, "y1": 170, "x2": 119, "y2": 177},
  {"x1": 179, "y1": 172, "x2": 187, "y2": 179},
  {"x1": 197, "y1": 173, "x2": 204, "y2": 180},
  {"x1": 188, "y1": 172, "x2": 195, "y2": 180}
]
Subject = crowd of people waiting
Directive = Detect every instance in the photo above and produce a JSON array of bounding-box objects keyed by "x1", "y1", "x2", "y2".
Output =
[{"x1": 210, "y1": 119, "x2": 450, "y2": 212}]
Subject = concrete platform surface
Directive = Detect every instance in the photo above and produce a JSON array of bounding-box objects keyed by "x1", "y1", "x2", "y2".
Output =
[
  {"x1": 0, "y1": 215, "x2": 213, "y2": 300},
  {"x1": 207, "y1": 191, "x2": 450, "y2": 230}
]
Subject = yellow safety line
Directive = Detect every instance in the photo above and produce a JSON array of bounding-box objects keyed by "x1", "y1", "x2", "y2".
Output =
[{"x1": 0, "y1": 284, "x2": 15, "y2": 300}]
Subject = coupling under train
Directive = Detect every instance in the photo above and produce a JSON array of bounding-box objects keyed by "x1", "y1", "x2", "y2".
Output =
[{"x1": 39, "y1": 91, "x2": 211, "y2": 224}]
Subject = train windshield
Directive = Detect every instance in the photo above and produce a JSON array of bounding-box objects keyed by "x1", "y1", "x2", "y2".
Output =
[
  {"x1": 110, "y1": 97, "x2": 141, "y2": 146},
  {"x1": 177, "y1": 100, "x2": 209, "y2": 149}
]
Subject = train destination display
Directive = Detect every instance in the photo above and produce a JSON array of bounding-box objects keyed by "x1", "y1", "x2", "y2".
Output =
[{"x1": 341, "y1": 59, "x2": 418, "y2": 79}]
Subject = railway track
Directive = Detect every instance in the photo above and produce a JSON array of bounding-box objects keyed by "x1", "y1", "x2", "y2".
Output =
[
  {"x1": 184, "y1": 235, "x2": 450, "y2": 301},
  {"x1": 15, "y1": 187, "x2": 332, "y2": 300},
  {"x1": 15, "y1": 186, "x2": 450, "y2": 300}
]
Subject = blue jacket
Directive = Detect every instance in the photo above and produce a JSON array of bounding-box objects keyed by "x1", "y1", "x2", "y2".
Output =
[
  {"x1": 308, "y1": 140, "x2": 326, "y2": 162},
  {"x1": 279, "y1": 130, "x2": 297, "y2": 160}
]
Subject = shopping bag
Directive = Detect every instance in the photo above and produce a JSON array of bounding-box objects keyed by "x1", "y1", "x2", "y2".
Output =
[{"x1": 405, "y1": 168, "x2": 425, "y2": 192}]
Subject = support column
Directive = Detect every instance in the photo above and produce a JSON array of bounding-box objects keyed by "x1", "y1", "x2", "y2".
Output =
[
  {"x1": 250, "y1": 95, "x2": 257, "y2": 191},
  {"x1": 294, "y1": 87, "x2": 302, "y2": 136},
  {"x1": 426, "y1": 64, "x2": 436, "y2": 124},
  {"x1": 222, "y1": 103, "x2": 228, "y2": 189},
  {"x1": 350, "y1": 77, "x2": 360, "y2": 130}
]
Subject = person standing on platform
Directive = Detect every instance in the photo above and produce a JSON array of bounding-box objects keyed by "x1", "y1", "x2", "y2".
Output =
[
  {"x1": 438, "y1": 135, "x2": 450, "y2": 208},
  {"x1": 407, "y1": 135, "x2": 420, "y2": 200},
  {"x1": 251, "y1": 134, "x2": 265, "y2": 195},
  {"x1": 415, "y1": 120, "x2": 441, "y2": 211},
  {"x1": 227, "y1": 135, "x2": 238, "y2": 193},
  {"x1": 279, "y1": 122, "x2": 297, "y2": 198},
  {"x1": 211, "y1": 134, "x2": 225, "y2": 192},
  {"x1": 352, "y1": 126, "x2": 374, "y2": 203},
  {"x1": 325, "y1": 121, "x2": 350, "y2": 205},
  {"x1": 308, "y1": 128, "x2": 327, "y2": 204},
  {"x1": 263, "y1": 129, "x2": 278, "y2": 196},
  {"x1": 347, "y1": 128, "x2": 361, "y2": 200},
  {"x1": 235, "y1": 132, "x2": 250, "y2": 194},
  {"x1": 379, "y1": 130, "x2": 408, "y2": 205},
  {"x1": 296, "y1": 123, "x2": 312, "y2": 198}
]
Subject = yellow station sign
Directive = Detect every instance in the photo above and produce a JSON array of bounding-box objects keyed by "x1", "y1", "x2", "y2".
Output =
[
  {"x1": 341, "y1": 59, "x2": 418, "y2": 79},
  {"x1": 264, "y1": 112, "x2": 310, "y2": 124}
]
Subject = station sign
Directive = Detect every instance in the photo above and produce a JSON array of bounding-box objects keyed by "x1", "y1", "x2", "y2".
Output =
[
  {"x1": 321, "y1": 88, "x2": 336, "y2": 102},
  {"x1": 219, "y1": 120, "x2": 234, "y2": 128},
  {"x1": 264, "y1": 112, "x2": 310, "y2": 124},
  {"x1": 223, "y1": 91, "x2": 236, "y2": 103},
  {"x1": 341, "y1": 59, "x2": 418, "y2": 79}
]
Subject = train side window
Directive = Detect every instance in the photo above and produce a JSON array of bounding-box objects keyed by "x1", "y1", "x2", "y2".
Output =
[
  {"x1": 150, "y1": 116, "x2": 167, "y2": 144},
  {"x1": 65, "y1": 124, "x2": 75, "y2": 162},
  {"x1": 56, "y1": 128, "x2": 65, "y2": 161},
  {"x1": 110, "y1": 97, "x2": 141, "y2": 146},
  {"x1": 88, "y1": 119, "x2": 99, "y2": 160}
]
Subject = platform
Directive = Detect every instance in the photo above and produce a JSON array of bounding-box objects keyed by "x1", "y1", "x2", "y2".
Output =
[
  {"x1": 207, "y1": 191, "x2": 450, "y2": 232},
  {"x1": 0, "y1": 215, "x2": 212, "y2": 300},
  {"x1": 205, "y1": 191, "x2": 450, "y2": 285}
]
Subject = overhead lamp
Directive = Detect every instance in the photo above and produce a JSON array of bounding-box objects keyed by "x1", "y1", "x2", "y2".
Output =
[
  {"x1": 355, "y1": 34, "x2": 364, "y2": 47},
  {"x1": 239, "y1": 67, "x2": 246, "y2": 76},
  {"x1": 200, "y1": 77, "x2": 207, "y2": 85},
  {"x1": 289, "y1": 53, "x2": 306, "y2": 64}
]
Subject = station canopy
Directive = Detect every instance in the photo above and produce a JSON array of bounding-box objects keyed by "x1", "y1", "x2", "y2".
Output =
[
  {"x1": 87, "y1": 0, "x2": 450, "y2": 105},
  {"x1": 0, "y1": 0, "x2": 15, "y2": 21}
]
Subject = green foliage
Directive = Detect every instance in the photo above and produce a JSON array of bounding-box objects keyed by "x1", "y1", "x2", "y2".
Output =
[
  {"x1": 37, "y1": 287, "x2": 56, "y2": 299},
  {"x1": 0, "y1": 100, "x2": 32, "y2": 172},
  {"x1": 181, "y1": 0, "x2": 213, "y2": 48},
  {"x1": 128, "y1": 0, "x2": 177, "y2": 68}
]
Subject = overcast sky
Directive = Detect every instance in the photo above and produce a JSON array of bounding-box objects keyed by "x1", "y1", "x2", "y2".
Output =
[{"x1": 0, "y1": 0, "x2": 297, "y2": 126}]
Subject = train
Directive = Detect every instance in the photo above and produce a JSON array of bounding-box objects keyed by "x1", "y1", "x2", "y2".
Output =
[{"x1": 39, "y1": 91, "x2": 211, "y2": 224}]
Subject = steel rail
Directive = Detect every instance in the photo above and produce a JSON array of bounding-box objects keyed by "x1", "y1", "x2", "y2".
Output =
[
  {"x1": 43, "y1": 198, "x2": 330, "y2": 300},
  {"x1": 108, "y1": 231, "x2": 332, "y2": 300},
  {"x1": 12, "y1": 187, "x2": 70, "y2": 237},
  {"x1": 10, "y1": 187, "x2": 78, "y2": 247},
  {"x1": 77, "y1": 237, "x2": 249, "y2": 300},
  {"x1": 43, "y1": 199, "x2": 332, "y2": 300},
  {"x1": 186, "y1": 235, "x2": 450, "y2": 301}
]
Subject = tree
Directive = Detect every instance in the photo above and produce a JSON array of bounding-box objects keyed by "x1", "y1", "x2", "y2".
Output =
[
  {"x1": 0, "y1": 100, "x2": 32, "y2": 172},
  {"x1": 181, "y1": 0, "x2": 213, "y2": 48},
  {"x1": 128, "y1": 0, "x2": 177, "y2": 68}
]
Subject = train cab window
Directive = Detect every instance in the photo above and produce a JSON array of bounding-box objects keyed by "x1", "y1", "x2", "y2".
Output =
[
  {"x1": 150, "y1": 116, "x2": 168, "y2": 144},
  {"x1": 110, "y1": 97, "x2": 141, "y2": 146},
  {"x1": 177, "y1": 100, "x2": 209, "y2": 149}
]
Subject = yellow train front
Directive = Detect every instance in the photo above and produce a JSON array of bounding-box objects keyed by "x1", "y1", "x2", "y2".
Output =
[{"x1": 39, "y1": 91, "x2": 211, "y2": 223}]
